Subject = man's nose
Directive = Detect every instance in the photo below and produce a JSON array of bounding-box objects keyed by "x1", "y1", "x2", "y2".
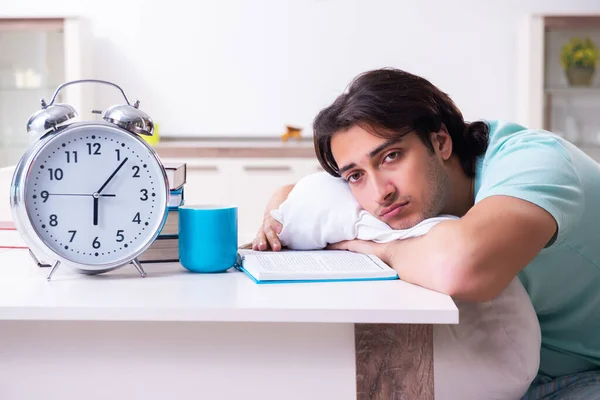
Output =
[{"x1": 372, "y1": 175, "x2": 395, "y2": 203}]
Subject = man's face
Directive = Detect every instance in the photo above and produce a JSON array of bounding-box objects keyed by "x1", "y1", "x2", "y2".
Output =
[{"x1": 330, "y1": 125, "x2": 450, "y2": 230}]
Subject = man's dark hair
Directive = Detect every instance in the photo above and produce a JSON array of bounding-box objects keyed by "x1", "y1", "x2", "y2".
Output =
[{"x1": 313, "y1": 68, "x2": 489, "y2": 177}]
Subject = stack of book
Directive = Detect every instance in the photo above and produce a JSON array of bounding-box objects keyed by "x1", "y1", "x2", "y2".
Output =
[
  {"x1": 139, "y1": 162, "x2": 187, "y2": 263},
  {"x1": 0, "y1": 221, "x2": 27, "y2": 250}
]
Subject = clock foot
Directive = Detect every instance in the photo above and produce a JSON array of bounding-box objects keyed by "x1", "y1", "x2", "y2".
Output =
[
  {"x1": 46, "y1": 260, "x2": 61, "y2": 281},
  {"x1": 132, "y1": 258, "x2": 147, "y2": 278},
  {"x1": 29, "y1": 250, "x2": 52, "y2": 268}
]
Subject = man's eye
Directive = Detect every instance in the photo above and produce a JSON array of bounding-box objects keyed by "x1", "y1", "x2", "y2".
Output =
[
  {"x1": 346, "y1": 172, "x2": 362, "y2": 183},
  {"x1": 384, "y1": 151, "x2": 401, "y2": 163}
]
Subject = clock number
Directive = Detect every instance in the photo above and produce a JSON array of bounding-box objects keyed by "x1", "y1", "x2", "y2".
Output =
[
  {"x1": 49, "y1": 214, "x2": 58, "y2": 227},
  {"x1": 87, "y1": 143, "x2": 101, "y2": 155},
  {"x1": 116, "y1": 230, "x2": 125, "y2": 242},
  {"x1": 41, "y1": 191, "x2": 49, "y2": 203},
  {"x1": 49, "y1": 168, "x2": 63, "y2": 181},
  {"x1": 92, "y1": 237, "x2": 101, "y2": 249},
  {"x1": 133, "y1": 212, "x2": 141, "y2": 224},
  {"x1": 68, "y1": 230, "x2": 77, "y2": 243},
  {"x1": 132, "y1": 166, "x2": 141, "y2": 178},
  {"x1": 140, "y1": 189, "x2": 148, "y2": 201},
  {"x1": 65, "y1": 151, "x2": 78, "y2": 163},
  {"x1": 115, "y1": 149, "x2": 121, "y2": 161}
]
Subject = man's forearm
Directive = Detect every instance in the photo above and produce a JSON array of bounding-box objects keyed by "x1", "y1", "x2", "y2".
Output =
[
  {"x1": 340, "y1": 197, "x2": 556, "y2": 302},
  {"x1": 379, "y1": 220, "x2": 469, "y2": 296},
  {"x1": 264, "y1": 184, "x2": 295, "y2": 215},
  {"x1": 327, "y1": 220, "x2": 468, "y2": 296}
]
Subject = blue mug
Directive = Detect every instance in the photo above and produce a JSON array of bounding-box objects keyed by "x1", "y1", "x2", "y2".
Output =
[{"x1": 178, "y1": 205, "x2": 238, "y2": 273}]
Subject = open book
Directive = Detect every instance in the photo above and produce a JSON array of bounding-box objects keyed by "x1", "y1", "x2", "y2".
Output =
[{"x1": 237, "y1": 250, "x2": 398, "y2": 284}]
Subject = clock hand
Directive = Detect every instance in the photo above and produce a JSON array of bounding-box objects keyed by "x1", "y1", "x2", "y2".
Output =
[
  {"x1": 47, "y1": 193, "x2": 116, "y2": 197},
  {"x1": 93, "y1": 196, "x2": 99, "y2": 226},
  {"x1": 97, "y1": 157, "x2": 128, "y2": 194},
  {"x1": 93, "y1": 157, "x2": 127, "y2": 226}
]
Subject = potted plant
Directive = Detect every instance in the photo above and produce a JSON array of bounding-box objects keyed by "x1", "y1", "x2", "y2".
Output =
[{"x1": 561, "y1": 37, "x2": 599, "y2": 87}]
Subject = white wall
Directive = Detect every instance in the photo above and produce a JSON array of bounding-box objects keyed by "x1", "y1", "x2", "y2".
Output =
[{"x1": 1, "y1": 0, "x2": 600, "y2": 137}]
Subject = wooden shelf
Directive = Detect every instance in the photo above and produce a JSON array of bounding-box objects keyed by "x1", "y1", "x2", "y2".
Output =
[
  {"x1": 545, "y1": 86, "x2": 600, "y2": 96},
  {"x1": 544, "y1": 16, "x2": 600, "y2": 31},
  {"x1": 0, "y1": 18, "x2": 63, "y2": 32}
]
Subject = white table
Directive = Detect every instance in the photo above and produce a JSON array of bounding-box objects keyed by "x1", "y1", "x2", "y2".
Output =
[{"x1": 0, "y1": 248, "x2": 457, "y2": 400}]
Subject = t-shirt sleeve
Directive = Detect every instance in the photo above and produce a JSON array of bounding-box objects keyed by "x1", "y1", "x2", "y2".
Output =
[{"x1": 475, "y1": 133, "x2": 584, "y2": 246}]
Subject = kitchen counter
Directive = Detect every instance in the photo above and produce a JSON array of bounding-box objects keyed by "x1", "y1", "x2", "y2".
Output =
[{"x1": 154, "y1": 137, "x2": 317, "y2": 158}]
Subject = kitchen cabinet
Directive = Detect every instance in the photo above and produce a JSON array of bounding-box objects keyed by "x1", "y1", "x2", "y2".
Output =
[
  {"x1": 182, "y1": 158, "x2": 234, "y2": 207},
  {"x1": 233, "y1": 158, "x2": 316, "y2": 243},
  {"x1": 0, "y1": 17, "x2": 92, "y2": 168}
]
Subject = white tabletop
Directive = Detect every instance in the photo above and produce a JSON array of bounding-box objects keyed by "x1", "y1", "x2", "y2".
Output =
[{"x1": 0, "y1": 248, "x2": 458, "y2": 324}]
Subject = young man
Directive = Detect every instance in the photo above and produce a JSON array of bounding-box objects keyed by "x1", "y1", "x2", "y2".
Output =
[{"x1": 252, "y1": 68, "x2": 600, "y2": 399}]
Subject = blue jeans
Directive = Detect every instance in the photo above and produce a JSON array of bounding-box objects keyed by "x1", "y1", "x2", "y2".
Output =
[{"x1": 521, "y1": 370, "x2": 600, "y2": 399}]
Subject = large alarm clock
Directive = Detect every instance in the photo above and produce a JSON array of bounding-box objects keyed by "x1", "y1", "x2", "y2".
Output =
[{"x1": 10, "y1": 79, "x2": 169, "y2": 280}]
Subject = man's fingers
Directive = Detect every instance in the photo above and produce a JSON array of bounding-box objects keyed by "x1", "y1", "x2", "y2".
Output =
[
  {"x1": 252, "y1": 232, "x2": 268, "y2": 251},
  {"x1": 254, "y1": 215, "x2": 283, "y2": 251},
  {"x1": 264, "y1": 217, "x2": 282, "y2": 233},
  {"x1": 266, "y1": 230, "x2": 281, "y2": 251},
  {"x1": 270, "y1": 220, "x2": 283, "y2": 234}
]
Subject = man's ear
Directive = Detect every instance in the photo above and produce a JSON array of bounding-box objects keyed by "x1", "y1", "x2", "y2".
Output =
[{"x1": 430, "y1": 124, "x2": 453, "y2": 161}]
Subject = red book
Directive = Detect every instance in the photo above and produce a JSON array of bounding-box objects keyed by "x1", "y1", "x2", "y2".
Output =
[
  {"x1": 0, "y1": 221, "x2": 27, "y2": 249},
  {"x1": 0, "y1": 221, "x2": 16, "y2": 230}
]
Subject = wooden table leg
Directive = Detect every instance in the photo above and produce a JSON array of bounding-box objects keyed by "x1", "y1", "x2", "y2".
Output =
[{"x1": 355, "y1": 324, "x2": 434, "y2": 400}]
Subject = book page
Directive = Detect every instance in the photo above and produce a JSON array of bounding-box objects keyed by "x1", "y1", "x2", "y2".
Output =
[{"x1": 249, "y1": 251, "x2": 387, "y2": 273}]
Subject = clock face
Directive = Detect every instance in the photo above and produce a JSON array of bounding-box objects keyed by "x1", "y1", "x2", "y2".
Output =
[{"x1": 23, "y1": 123, "x2": 168, "y2": 266}]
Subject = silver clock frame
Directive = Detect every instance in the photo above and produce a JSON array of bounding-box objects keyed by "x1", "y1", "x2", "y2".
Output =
[{"x1": 9, "y1": 80, "x2": 170, "y2": 281}]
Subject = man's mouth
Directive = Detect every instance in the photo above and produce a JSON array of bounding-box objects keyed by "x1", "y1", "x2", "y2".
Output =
[{"x1": 379, "y1": 201, "x2": 409, "y2": 219}]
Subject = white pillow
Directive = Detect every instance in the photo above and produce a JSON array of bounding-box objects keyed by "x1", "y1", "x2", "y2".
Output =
[
  {"x1": 272, "y1": 172, "x2": 540, "y2": 399},
  {"x1": 271, "y1": 171, "x2": 456, "y2": 249}
]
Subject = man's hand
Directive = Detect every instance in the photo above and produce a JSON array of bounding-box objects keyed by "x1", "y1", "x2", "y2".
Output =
[
  {"x1": 251, "y1": 183, "x2": 295, "y2": 251},
  {"x1": 252, "y1": 213, "x2": 283, "y2": 251}
]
